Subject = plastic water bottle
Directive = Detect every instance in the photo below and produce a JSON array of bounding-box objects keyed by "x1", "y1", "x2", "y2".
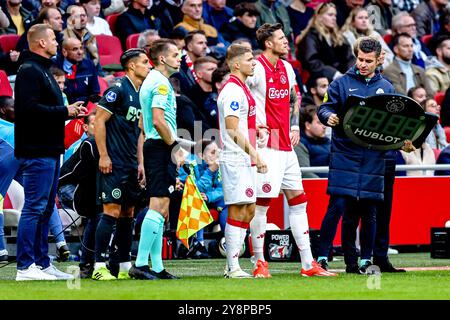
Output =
[{"x1": 68, "y1": 254, "x2": 80, "y2": 262}]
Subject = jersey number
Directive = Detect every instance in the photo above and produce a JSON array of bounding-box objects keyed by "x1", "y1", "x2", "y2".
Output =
[{"x1": 126, "y1": 106, "x2": 141, "y2": 122}]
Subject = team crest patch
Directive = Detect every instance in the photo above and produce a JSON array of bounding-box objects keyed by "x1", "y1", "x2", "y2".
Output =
[
  {"x1": 112, "y1": 188, "x2": 121, "y2": 199},
  {"x1": 280, "y1": 74, "x2": 287, "y2": 84},
  {"x1": 158, "y1": 84, "x2": 169, "y2": 95},
  {"x1": 376, "y1": 88, "x2": 385, "y2": 94},
  {"x1": 262, "y1": 183, "x2": 272, "y2": 193},
  {"x1": 230, "y1": 101, "x2": 239, "y2": 111},
  {"x1": 105, "y1": 91, "x2": 117, "y2": 102},
  {"x1": 245, "y1": 188, "x2": 254, "y2": 197}
]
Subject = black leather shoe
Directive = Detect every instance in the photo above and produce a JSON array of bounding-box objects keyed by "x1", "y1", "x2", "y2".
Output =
[
  {"x1": 57, "y1": 245, "x2": 70, "y2": 262},
  {"x1": 358, "y1": 261, "x2": 373, "y2": 274},
  {"x1": 150, "y1": 269, "x2": 180, "y2": 279},
  {"x1": 377, "y1": 261, "x2": 406, "y2": 273},
  {"x1": 345, "y1": 264, "x2": 360, "y2": 274},
  {"x1": 129, "y1": 265, "x2": 158, "y2": 280}
]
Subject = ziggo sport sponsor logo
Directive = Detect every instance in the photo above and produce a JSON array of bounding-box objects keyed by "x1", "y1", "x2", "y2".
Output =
[{"x1": 268, "y1": 88, "x2": 289, "y2": 99}]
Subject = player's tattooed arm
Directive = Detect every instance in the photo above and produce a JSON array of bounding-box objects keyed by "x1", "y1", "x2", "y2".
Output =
[{"x1": 290, "y1": 87, "x2": 300, "y2": 146}]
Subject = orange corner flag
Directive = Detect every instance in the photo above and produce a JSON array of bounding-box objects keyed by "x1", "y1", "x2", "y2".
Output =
[{"x1": 176, "y1": 175, "x2": 214, "y2": 248}]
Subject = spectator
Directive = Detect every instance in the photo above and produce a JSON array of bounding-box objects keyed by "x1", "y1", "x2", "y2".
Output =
[
  {"x1": 0, "y1": 5, "x2": 10, "y2": 28},
  {"x1": 425, "y1": 36, "x2": 450, "y2": 93},
  {"x1": 383, "y1": 33, "x2": 434, "y2": 96},
  {"x1": 174, "y1": 0, "x2": 224, "y2": 48},
  {"x1": 82, "y1": 0, "x2": 112, "y2": 36},
  {"x1": 334, "y1": 0, "x2": 365, "y2": 27},
  {"x1": 203, "y1": 65, "x2": 230, "y2": 132},
  {"x1": 317, "y1": 37, "x2": 395, "y2": 273},
  {"x1": 366, "y1": 0, "x2": 399, "y2": 36},
  {"x1": 171, "y1": 30, "x2": 207, "y2": 94},
  {"x1": 16, "y1": 7, "x2": 64, "y2": 52},
  {"x1": 28, "y1": 0, "x2": 65, "y2": 20},
  {"x1": 303, "y1": 74, "x2": 329, "y2": 108},
  {"x1": 115, "y1": 0, "x2": 163, "y2": 49},
  {"x1": 255, "y1": 0, "x2": 293, "y2": 44},
  {"x1": 295, "y1": 105, "x2": 330, "y2": 178},
  {"x1": 186, "y1": 56, "x2": 219, "y2": 129},
  {"x1": 441, "y1": 86, "x2": 450, "y2": 126},
  {"x1": 407, "y1": 85, "x2": 428, "y2": 104},
  {"x1": 392, "y1": 0, "x2": 421, "y2": 12},
  {"x1": 137, "y1": 29, "x2": 160, "y2": 53},
  {"x1": 0, "y1": 37, "x2": 20, "y2": 76},
  {"x1": 297, "y1": 2, "x2": 355, "y2": 81},
  {"x1": 435, "y1": 8, "x2": 450, "y2": 38},
  {"x1": 63, "y1": 5, "x2": 99, "y2": 67},
  {"x1": 220, "y1": 2, "x2": 260, "y2": 50},
  {"x1": 168, "y1": 27, "x2": 186, "y2": 50},
  {"x1": 64, "y1": 108, "x2": 96, "y2": 161},
  {"x1": 0, "y1": 0, "x2": 33, "y2": 35},
  {"x1": 14, "y1": 23, "x2": 85, "y2": 281},
  {"x1": 423, "y1": 97, "x2": 448, "y2": 150},
  {"x1": 151, "y1": 0, "x2": 184, "y2": 36},
  {"x1": 411, "y1": 0, "x2": 449, "y2": 38},
  {"x1": 56, "y1": 37, "x2": 100, "y2": 104},
  {"x1": 287, "y1": 0, "x2": 314, "y2": 40},
  {"x1": 391, "y1": 11, "x2": 432, "y2": 68},
  {"x1": 103, "y1": 0, "x2": 125, "y2": 17},
  {"x1": 341, "y1": 7, "x2": 394, "y2": 69},
  {"x1": 202, "y1": 0, "x2": 233, "y2": 32},
  {"x1": 400, "y1": 142, "x2": 436, "y2": 175}
]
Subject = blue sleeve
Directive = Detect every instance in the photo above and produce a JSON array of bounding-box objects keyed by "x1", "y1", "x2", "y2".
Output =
[
  {"x1": 196, "y1": 168, "x2": 215, "y2": 193},
  {"x1": 178, "y1": 165, "x2": 189, "y2": 183},
  {"x1": 318, "y1": 80, "x2": 341, "y2": 126},
  {"x1": 206, "y1": 183, "x2": 223, "y2": 203}
]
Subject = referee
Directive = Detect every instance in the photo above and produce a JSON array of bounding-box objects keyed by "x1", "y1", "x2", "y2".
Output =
[
  {"x1": 92, "y1": 48, "x2": 151, "y2": 280},
  {"x1": 129, "y1": 39, "x2": 181, "y2": 280}
]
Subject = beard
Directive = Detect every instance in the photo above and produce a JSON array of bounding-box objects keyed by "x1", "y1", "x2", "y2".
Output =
[{"x1": 443, "y1": 56, "x2": 450, "y2": 65}]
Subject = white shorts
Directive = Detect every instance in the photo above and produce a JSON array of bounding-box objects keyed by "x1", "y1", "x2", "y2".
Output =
[
  {"x1": 257, "y1": 147, "x2": 304, "y2": 198},
  {"x1": 220, "y1": 162, "x2": 257, "y2": 205}
]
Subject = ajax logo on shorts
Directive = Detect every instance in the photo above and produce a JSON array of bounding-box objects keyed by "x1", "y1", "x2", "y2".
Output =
[
  {"x1": 245, "y1": 188, "x2": 254, "y2": 197},
  {"x1": 262, "y1": 183, "x2": 272, "y2": 193},
  {"x1": 230, "y1": 101, "x2": 239, "y2": 111}
]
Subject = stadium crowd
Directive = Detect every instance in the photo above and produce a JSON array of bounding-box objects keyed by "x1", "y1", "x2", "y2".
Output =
[{"x1": 1, "y1": 0, "x2": 450, "y2": 280}]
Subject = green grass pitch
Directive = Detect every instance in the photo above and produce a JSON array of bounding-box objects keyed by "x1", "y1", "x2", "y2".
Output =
[{"x1": 0, "y1": 253, "x2": 449, "y2": 300}]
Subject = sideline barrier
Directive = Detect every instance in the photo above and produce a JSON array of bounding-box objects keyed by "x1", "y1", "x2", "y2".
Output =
[{"x1": 266, "y1": 165, "x2": 450, "y2": 246}]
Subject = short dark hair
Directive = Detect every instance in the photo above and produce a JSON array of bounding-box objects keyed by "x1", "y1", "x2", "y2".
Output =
[
  {"x1": 148, "y1": 39, "x2": 177, "y2": 66},
  {"x1": 256, "y1": 23, "x2": 283, "y2": 50},
  {"x1": 83, "y1": 109, "x2": 96, "y2": 124},
  {"x1": 354, "y1": 36, "x2": 382, "y2": 58},
  {"x1": 120, "y1": 48, "x2": 147, "y2": 69},
  {"x1": 0, "y1": 95, "x2": 13, "y2": 108},
  {"x1": 306, "y1": 73, "x2": 327, "y2": 91},
  {"x1": 194, "y1": 56, "x2": 218, "y2": 70},
  {"x1": 392, "y1": 32, "x2": 412, "y2": 48},
  {"x1": 407, "y1": 86, "x2": 426, "y2": 99},
  {"x1": 234, "y1": 2, "x2": 260, "y2": 17},
  {"x1": 211, "y1": 66, "x2": 230, "y2": 92},
  {"x1": 299, "y1": 105, "x2": 318, "y2": 131},
  {"x1": 50, "y1": 66, "x2": 65, "y2": 77},
  {"x1": 184, "y1": 30, "x2": 206, "y2": 47}
]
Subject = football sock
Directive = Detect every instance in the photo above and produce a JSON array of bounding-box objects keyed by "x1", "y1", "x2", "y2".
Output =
[
  {"x1": 119, "y1": 261, "x2": 132, "y2": 272},
  {"x1": 115, "y1": 217, "x2": 133, "y2": 262},
  {"x1": 94, "y1": 213, "x2": 117, "y2": 263},
  {"x1": 150, "y1": 217, "x2": 165, "y2": 273},
  {"x1": 225, "y1": 219, "x2": 248, "y2": 272},
  {"x1": 288, "y1": 194, "x2": 313, "y2": 270},
  {"x1": 250, "y1": 205, "x2": 269, "y2": 262},
  {"x1": 135, "y1": 210, "x2": 164, "y2": 268}
]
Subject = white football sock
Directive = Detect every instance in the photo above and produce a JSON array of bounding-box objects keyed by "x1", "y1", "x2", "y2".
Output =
[
  {"x1": 289, "y1": 202, "x2": 314, "y2": 270},
  {"x1": 225, "y1": 223, "x2": 245, "y2": 272},
  {"x1": 250, "y1": 205, "x2": 268, "y2": 262}
]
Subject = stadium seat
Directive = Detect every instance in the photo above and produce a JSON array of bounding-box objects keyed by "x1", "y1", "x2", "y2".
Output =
[
  {"x1": 0, "y1": 69, "x2": 13, "y2": 97},
  {"x1": 421, "y1": 34, "x2": 433, "y2": 46},
  {"x1": 96, "y1": 34, "x2": 123, "y2": 67},
  {"x1": 98, "y1": 76, "x2": 109, "y2": 95},
  {"x1": 287, "y1": 58, "x2": 302, "y2": 74},
  {"x1": 383, "y1": 33, "x2": 393, "y2": 45},
  {"x1": 435, "y1": 91, "x2": 445, "y2": 106},
  {"x1": 105, "y1": 13, "x2": 120, "y2": 36},
  {"x1": 3, "y1": 180, "x2": 24, "y2": 227},
  {"x1": 0, "y1": 34, "x2": 20, "y2": 53},
  {"x1": 433, "y1": 148, "x2": 441, "y2": 160},
  {"x1": 445, "y1": 126, "x2": 450, "y2": 142},
  {"x1": 126, "y1": 33, "x2": 140, "y2": 49}
]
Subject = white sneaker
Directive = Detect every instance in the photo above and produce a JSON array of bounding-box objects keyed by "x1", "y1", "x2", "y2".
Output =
[
  {"x1": 16, "y1": 263, "x2": 58, "y2": 281},
  {"x1": 40, "y1": 264, "x2": 75, "y2": 280},
  {"x1": 225, "y1": 268, "x2": 253, "y2": 279},
  {"x1": 388, "y1": 247, "x2": 399, "y2": 255}
]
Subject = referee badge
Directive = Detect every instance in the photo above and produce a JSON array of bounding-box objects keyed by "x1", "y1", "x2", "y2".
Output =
[
  {"x1": 105, "y1": 91, "x2": 117, "y2": 102},
  {"x1": 230, "y1": 101, "x2": 239, "y2": 111},
  {"x1": 158, "y1": 84, "x2": 169, "y2": 95}
]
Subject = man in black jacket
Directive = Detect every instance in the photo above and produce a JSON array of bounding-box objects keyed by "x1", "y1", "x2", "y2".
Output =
[{"x1": 14, "y1": 23, "x2": 85, "y2": 281}]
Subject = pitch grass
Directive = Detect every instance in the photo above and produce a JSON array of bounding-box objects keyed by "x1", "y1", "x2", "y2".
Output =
[{"x1": 0, "y1": 253, "x2": 449, "y2": 300}]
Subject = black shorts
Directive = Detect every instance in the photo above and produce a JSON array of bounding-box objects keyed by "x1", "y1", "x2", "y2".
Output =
[
  {"x1": 96, "y1": 164, "x2": 142, "y2": 206},
  {"x1": 144, "y1": 139, "x2": 177, "y2": 198}
]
